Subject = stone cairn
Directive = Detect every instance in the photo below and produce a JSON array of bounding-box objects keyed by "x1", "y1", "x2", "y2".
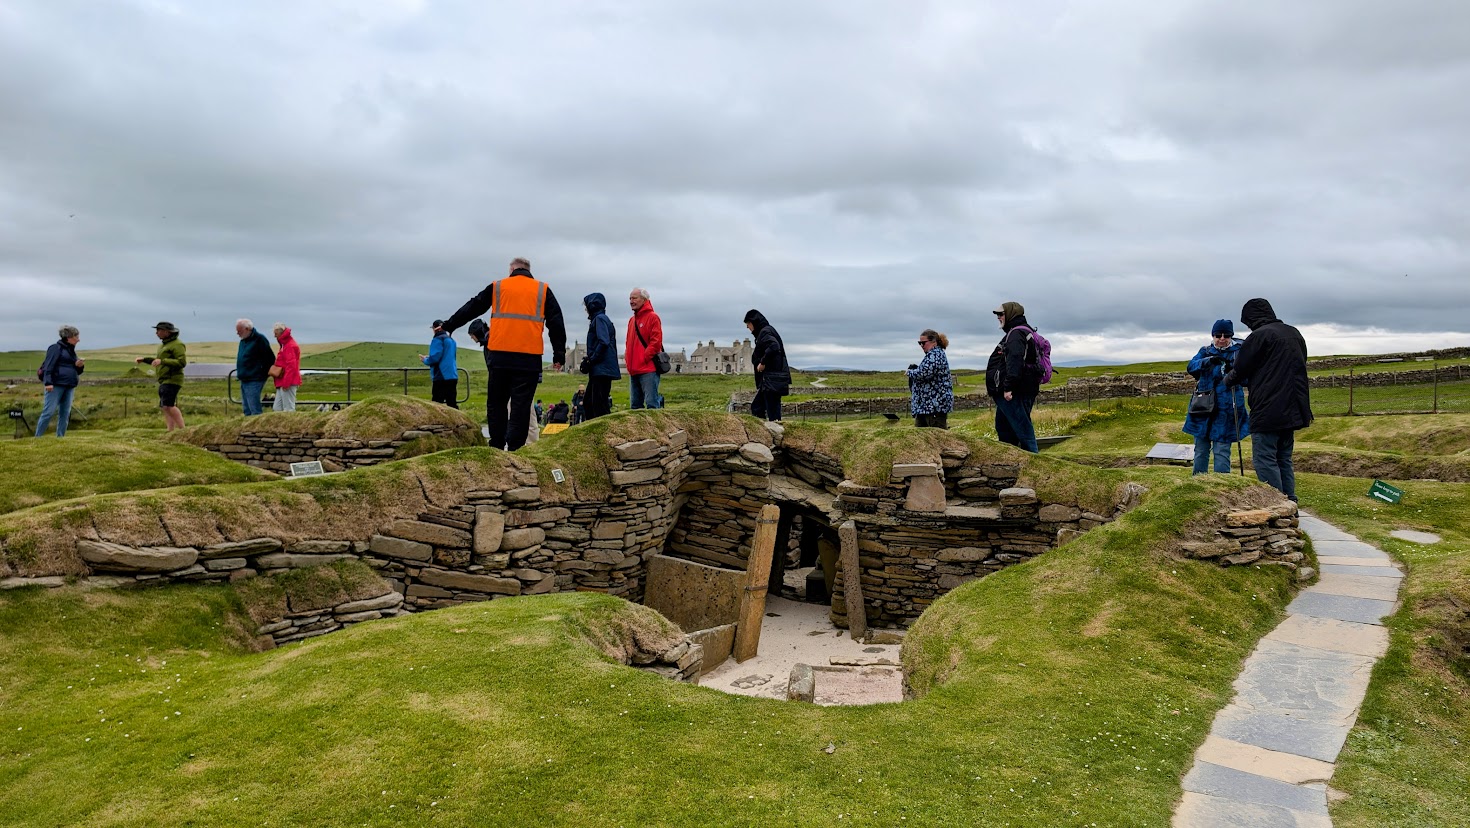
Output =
[{"x1": 1179, "y1": 501, "x2": 1313, "y2": 580}]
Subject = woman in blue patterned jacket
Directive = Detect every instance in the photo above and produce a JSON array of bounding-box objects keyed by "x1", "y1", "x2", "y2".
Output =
[
  {"x1": 1183, "y1": 319, "x2": 1249, "y2": 474},
  {"x1": 907, "y1": 329, "x2": 953, "y2": 429}
]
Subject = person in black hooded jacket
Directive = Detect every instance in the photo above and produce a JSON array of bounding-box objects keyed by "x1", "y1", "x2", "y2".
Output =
[
  {"x1": 743, "y1": 309, "x2": 789, "y2": 421},
  {"x1": 985, "y1": 301, "x2": 1042, "y2": 452},
  {"x1": 578, "y1": 293, "x2": 620, "y2": 421},
  {"x1": 1225, "y1": 298, "x2": 1312, "y2": 501}
]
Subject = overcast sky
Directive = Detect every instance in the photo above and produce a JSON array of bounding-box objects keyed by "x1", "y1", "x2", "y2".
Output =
[{"x1": 3, "y1": 0, "x2": 1468, "y2": 369}]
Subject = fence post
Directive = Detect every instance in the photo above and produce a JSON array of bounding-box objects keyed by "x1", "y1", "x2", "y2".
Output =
[
  {"x1": 1348, "y1": 367, "x2": 1354, "y2": 415},
  {"x1": 1434, "y1": 361, "x2": 1439, "y2": 414},
  {"x1": 346, "y1": 369, "x2": 353, "y2": 402}
]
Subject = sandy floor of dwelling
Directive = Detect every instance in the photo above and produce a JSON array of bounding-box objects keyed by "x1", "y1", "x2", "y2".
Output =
[{"x1": 698, "y1": 594, "x2": 905, "y2": 705}]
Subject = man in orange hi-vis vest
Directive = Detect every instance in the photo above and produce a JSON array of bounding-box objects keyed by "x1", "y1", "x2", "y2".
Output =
[{"x1": 442, "y1": 257, "x2": 567, "y2": 450}]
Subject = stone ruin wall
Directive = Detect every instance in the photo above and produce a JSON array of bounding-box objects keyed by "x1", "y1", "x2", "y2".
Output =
[
  {"x1": 1, "y1": 414, "x2": 1309, "y2": 637},
  {"x1": 189, "y1": 422, "x2": 476, "y2": 474}
]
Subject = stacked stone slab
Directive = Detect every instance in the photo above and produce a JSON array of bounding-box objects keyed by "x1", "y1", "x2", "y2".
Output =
[
  {"x1": 253, "y1": 587, "x2": 409, "y2": 647},
  {"x1": 199, "y1": 423, "x2": 468, "y2": 474},
  {"x1": 1179, "y1": 501, "x2": 1311, "y2": 578}
]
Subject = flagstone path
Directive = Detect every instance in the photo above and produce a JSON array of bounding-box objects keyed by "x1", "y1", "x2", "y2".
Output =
[{"x1": 1173, "y1": 512, "x2": 1402, "y2": 828}]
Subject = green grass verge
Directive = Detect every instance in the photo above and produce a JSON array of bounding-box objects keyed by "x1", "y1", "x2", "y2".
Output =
[
  {"x1": 0, "y1": 434, "x2": 273, "y2": 515},
  {"x1": 0, "y1": 472, "x2": 1304, "y2": 826},
  {"x1": 1297, "y1": 474, "x2": 1470, "y2": 827}
]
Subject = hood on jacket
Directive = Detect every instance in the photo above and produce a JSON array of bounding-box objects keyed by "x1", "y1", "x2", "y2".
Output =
[
  {"x1": 276, "y1": 326, "x2": 294, "y2": 343},
  {"x1": 1003, "y1": 313, "x2": 1031, "y2": 333},
  {"x1": 584, "y1": 293, "x2": 607, "y2": 317},
  {"x1": 1240, "y1": 298, "x2": 1279, "y2": 331},
  {"x1": 744, "y1": 309, "x2": 770, "y2": 331},
  {"x1": 467, "y1": 318, "x2": 489, "y2": 346}
]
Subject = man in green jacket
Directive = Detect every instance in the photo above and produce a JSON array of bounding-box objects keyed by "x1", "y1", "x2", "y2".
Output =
[{"x1": 135, "y1": 321, "x2": 187, "y2": 431}]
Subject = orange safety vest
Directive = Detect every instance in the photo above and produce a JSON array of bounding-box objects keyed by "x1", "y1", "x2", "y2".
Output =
[{"x1": 487, "y1": 277, "x2": 548, "y2": 354}]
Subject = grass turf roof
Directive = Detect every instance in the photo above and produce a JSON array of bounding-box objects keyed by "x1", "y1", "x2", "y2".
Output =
[
  {"x1": 165, "y1": 395, "x2": 484, "y2": 446},
  {"x1": 0, "y1": 472, "x2": 1305, "y2": 826}
]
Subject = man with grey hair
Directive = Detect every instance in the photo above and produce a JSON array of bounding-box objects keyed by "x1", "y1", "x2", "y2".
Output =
[
  {"x1": 625, "y1": 287, "x2": 665, "y2": 409},
  {"x1": 235, "y1": 318, "x2": 276, "y2": 416},
  {"x1": 35, "y1": 324, "x2": 85, "y2": 437}
]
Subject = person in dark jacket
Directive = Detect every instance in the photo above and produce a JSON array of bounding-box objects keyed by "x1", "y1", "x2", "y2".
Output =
[
  {"x1": 907, "y1": 329, "x2": 953, "y2": 428},
  {"x1": 578, "y1": 293, "x2": 620, "y2": 421},
  {"x1": 743, "y1": 310, "x2": 789, "y2": 421},
  {"x1": 1225, "y1": 298, "x2": 1312, "y2": 501},
  {"x1": 35, "y1": 325, "x2": 85, "y2": 437},
  {"x1": 235, "y1": 318, "x2": 276, "y2": 417},
  {"x1": 467, "y1": 318, "x2": 542, "y2": 446},
  {"x1": 441, "y1": 257, "x2": 567, "y2": 450},
  {"x1": 572, "y1": 385, "x2": 586, "y2": 425},
  {"x1": 984, "y1": 301, "x2": 1042, "y2": 452},
  {"x1": 1183, "y1": 319, "x2": 1249, "y2": 474},
  {"x1": 420, "y1": 320, "x2": 459, "y2": 408}
]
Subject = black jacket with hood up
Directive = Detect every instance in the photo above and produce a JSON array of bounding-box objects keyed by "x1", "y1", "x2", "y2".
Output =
[
  {"x1": 1226, "y1": 298, "x2": 1312, "y2": 433},
  {"x1": 744, "y1": 310, "x2": 789, "y2": 396}
]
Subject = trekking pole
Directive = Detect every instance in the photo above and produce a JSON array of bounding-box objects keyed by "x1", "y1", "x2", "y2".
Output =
[{"x1": 1231, "y1": 382, "x2": 1245, "y2": 477}]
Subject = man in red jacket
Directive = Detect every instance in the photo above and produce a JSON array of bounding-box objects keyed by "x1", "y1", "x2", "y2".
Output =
[{"x1": 625, "y1": 287, "x2": 664, "y2": 409}]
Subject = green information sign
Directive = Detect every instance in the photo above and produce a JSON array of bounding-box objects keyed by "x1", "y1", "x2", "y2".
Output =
[{"x1": 1368, "y1": 480, "x2": 1404, "y2": 504}]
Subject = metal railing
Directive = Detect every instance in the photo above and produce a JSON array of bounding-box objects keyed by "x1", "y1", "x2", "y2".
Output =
[{"x1": 226, "y1": 367, "x2": 472, "y2": 407}]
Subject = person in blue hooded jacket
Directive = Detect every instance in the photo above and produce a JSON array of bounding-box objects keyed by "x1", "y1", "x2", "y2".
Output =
[
  {"x1": 1183, "y1": 319, "x2": 1249, "y2": 474},
  {"x1": 420, "y1": 320, "x2": 459, "y2": 408},
  {"x1": 577, "y1": 293, "x2": 620, "y2": 420}
]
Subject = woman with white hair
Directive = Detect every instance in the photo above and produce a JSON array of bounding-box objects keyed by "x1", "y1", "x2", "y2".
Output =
[{"x1": 35, "y1": 325, "x2": 85, "y2": 437}]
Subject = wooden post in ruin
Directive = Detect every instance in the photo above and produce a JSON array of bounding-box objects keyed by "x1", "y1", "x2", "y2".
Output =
[
  {"x1": 838, "y1": 519, "x2": 867, "y2": 641},
  {"x1": 733, "y1": 504, "x2": 781, "y2": 663}
]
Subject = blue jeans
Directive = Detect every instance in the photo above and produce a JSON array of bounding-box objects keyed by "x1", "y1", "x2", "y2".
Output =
[
  {"x1": 630, "y1": 372, "x2": 661, "y2": 409},
  {"x1": 35, "y1": 386, "x2": 76, "y2": 437},
  {"x1": 1193, "y1": 435, "x2": 1233, "y2": 474},
  {"x1": 994, "y1": 394, "x2": 1038, "y2": 452},
  {"x1": 1251, "y1": 429, "x2": 1297, "y2": 501},
  {"x1": 240, "y1": 380, "x2": 265, "y2": 416}
]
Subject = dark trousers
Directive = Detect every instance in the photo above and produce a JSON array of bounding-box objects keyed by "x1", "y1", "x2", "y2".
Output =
[
  {"x1": 1251, "y1": 429, "x2": 1297, "y2": 501},
  {"x1": 431, "y1": 378, "x2": 459, "y2": 408},
  {"x1": 584, "y1": 376, "x2": 613, "y2": 420},
  {"x1": 915, "y1": 412, "x2": 948, "y2": 429},
  {"x1": 486, "y1": 369, "x2": 539, "y2": 450},
  {"x1": 751, "y1": 389, "x2": 782, "y2": 421},
  {"x1": 995, "y1": 394, "x2": 1038, "y2": 452}
]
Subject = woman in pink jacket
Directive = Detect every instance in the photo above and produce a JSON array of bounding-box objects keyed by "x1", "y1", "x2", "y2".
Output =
[{"x1": 271, "y1": 323, "x2": 303, "y2": 411}]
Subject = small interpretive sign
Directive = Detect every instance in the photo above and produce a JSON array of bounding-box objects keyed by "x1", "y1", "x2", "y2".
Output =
[
  {"x1": 1368, "y1": 480, "x2": 1403, "y2": 504},
  {"x1": 551, "y1": 468, "x2": 566, "y2": 483},
  {"x1": 289, "y1": 461, "x2": 326, "y2": 478}
]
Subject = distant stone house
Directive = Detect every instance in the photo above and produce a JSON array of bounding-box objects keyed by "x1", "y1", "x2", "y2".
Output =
[
  {"x1": 562, "y1": 341, "x2": 748, "y2": 375},
  {"x1": 689, "y1": 339, "x2": 754, "y2": 375}
]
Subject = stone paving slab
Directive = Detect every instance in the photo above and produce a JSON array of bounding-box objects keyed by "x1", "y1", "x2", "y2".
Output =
[
  {"x1": 1307, "y1": 540, "x2": 1391, "y2": 560},
  {"x1": 1230, "y1": 640, "x2": 1374, "y2": 724},
  {"x1": 1296, "y1": 515, "x2": 1357, "y2": 543},
  {"x1": 1309, "y1": 573, "x2": 1401, "y2": 602},
  {"x1": 1210, "y1": 706, "x2": 1351, "y2": 763},
  {"x1": 1183, "y1": 761, "x2": 1328, "y2": 815},
  {"x1": 1388, "y1": 529, "x2": 1440, "y2": 544},
  {"x1": 1317, "y1": 563, "x2": 1403, "y2": 579},
  {"x1": 1315, "y1": 555, "x2": 1394, "y2": 567},
  {"x1": 1287, "y1": 591, "x2": 1396, "y2": 625},
  {"x1": 1193, "y1": 736, "x2": 1336, "y2": 785},
  {"x1": 1174, "y1": 791, "x2": 1333, "y2": 828},
  {"x1": 1264, "y1": 614, "x2": 1390, "y2": 659}
]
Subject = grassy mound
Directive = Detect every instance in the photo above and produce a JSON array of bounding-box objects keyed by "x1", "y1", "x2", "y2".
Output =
[
  {"x1": 0, "y1": 434, "x2": 273, "y2": 516},
  {"x1": 235, "y1": 559, "x2": 391, "y2": 629},
  {"x1": 167, "y1": 395, "x2": 484, "y2": 447},
  {"x1": 0, "y1": 472, "x2": 1307, "y2": 826}
]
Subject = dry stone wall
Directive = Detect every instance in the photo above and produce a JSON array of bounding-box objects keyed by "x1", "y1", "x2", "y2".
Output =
[
  {"x1": 195, "y1": 422, "x2": 473, "y2": 474},
  {"x1": 4, "y1": 412, "x2": 1284, "y2": 635}
]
